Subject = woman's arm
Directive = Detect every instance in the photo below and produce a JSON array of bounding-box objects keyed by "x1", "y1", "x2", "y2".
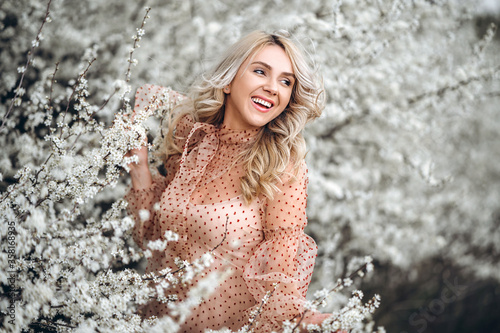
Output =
[
  {"x1": 242, "y1": 161, "x2": 332, "y2": 331},
  {"x1": 125, "y1": 83, "x2": 185, "y2": 190},
  {"x1": 124, "y1": 84, "x2": 176, "y2": 246}
]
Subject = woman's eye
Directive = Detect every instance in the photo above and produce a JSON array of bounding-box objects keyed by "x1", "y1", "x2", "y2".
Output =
[
  {"x1": 282, "y1": 79, "x2": 291, "y2": 86},
  {"x1": 254, "y1": 69, "x2": 265, "y2": 75}
]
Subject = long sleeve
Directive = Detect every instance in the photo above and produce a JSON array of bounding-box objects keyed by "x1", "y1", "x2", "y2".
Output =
[
  {"x1": 133, "y1": 83, "x2": 183, "y2": 116},
  {"x1": 125, "y1": 84, "x2": 185, "y2": 249},
  {"x1": 243, "y1": 161, "x2": 323, "y2": 331},
  {"x1": 125, "y1": 174, "x2": 167, "y2": 249}
]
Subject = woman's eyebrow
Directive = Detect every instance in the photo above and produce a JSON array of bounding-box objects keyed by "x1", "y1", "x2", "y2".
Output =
[{"x1": 251, "y1": 61, "x2": 295, "y2": 78}]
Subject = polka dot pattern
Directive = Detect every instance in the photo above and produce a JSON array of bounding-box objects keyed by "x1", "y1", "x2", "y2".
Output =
[{"x1": 126, "y1": 85, "x2": 321, "y2": 332}]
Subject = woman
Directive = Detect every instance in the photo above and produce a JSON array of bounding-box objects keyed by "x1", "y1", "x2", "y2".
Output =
[{"x1": 126, "y1": 30, "x2": 329, "y2": 332}]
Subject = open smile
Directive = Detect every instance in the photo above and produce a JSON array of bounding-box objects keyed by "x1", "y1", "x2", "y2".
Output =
[{"x1": 251, "y1": 96, "x2": 274, "y2": 112}]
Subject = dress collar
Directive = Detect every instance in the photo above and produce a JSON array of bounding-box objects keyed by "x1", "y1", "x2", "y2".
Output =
[
  {"x1": 216, "y1": 124, "x2": 260, "y2": 145},
  {"x1": 174, "y1": 114, "x2": 261, "y2": 149}
]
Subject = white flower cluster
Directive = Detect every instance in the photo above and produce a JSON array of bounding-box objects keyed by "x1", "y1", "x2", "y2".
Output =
[
  {"x1": 0, "y1": 5, "x2": 198, "y2": 332},
  {"x1": 0, "y1": 0, "x2": 498, "y2": 332}
]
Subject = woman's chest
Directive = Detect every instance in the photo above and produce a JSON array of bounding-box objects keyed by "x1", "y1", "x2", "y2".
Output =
[
  {"x1": 185, "y1": 198, "x2": 263, "y2": 246},
  {"x1": 184, "y1": 198, "x2": 264, "y2": 267}
]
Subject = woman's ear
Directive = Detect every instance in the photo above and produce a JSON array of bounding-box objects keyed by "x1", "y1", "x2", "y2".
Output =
[{"x1": 224, "y1": 85, "x2": 230, "y2": 94}]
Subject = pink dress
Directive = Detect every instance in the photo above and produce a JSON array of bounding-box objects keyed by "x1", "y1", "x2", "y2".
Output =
[{"x1": 126, "y1": 85, "x2": 324, "y2": 332}]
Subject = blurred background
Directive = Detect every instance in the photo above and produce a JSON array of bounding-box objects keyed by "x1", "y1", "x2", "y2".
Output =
[{"x1": 1, "y1": 0, "x2": 499, "y2": 332}]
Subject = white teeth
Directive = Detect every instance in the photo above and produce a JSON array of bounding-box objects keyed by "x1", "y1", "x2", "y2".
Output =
[{"x1": 251, "y1": 97, "x2": 272, "y2": 108}]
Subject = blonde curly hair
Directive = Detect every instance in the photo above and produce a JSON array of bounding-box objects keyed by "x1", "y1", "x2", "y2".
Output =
[{"x1": 162, "y1": 30, "x2": 324, "y2": 204}]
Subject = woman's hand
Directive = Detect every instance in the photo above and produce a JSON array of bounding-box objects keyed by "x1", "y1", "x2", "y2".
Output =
[{"x1": 125, "y1": 142, "x2": 153, "y2": 191}]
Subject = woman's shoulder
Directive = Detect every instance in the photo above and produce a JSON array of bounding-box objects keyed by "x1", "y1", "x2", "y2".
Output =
[
  {"x1": 279, "y1": 158, "x2": 308, "y2": 185},
  {"x1": 260, "y1": 159, "x2": 308, "y2": 203},
  {"x1": 170, "y1": 112, "x2": 197, "y2": 151},
  {"x1": 175, "y1": 113, "x2": 195, "y2": 134}
]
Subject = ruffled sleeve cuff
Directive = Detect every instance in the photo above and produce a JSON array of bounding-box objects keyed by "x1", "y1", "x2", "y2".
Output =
[
  {"x1": 242, "y1": 225, "x2": 318, "y2": 331},
  {"x1": 125, "y1": 174, "x2": 167, "y2": 249}
]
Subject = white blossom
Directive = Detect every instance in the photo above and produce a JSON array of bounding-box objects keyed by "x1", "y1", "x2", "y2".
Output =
[{"x1": 0, "y1": 1, "x2": 498, "y2": 332}]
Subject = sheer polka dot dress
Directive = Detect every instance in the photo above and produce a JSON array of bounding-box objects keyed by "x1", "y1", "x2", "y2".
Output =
[{"x1": 126, "y1": 85, "x2": 327, "y2": 332}]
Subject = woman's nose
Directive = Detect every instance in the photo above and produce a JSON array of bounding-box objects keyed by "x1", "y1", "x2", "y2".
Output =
[{"x1": 263, "y1": 80, "x2": 278, "y2": 95}]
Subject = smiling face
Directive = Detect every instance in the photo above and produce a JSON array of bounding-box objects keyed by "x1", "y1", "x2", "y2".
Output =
[{"x1": 223, "y1": 44, "x2": 295, "y2": 130}]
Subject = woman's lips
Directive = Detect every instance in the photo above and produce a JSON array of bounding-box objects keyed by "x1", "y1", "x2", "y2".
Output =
[
  {"x1": 250, "y1": 96, "x2": 274, "y2": 113},
  {"x1": 251, "y1": 98, "x2": 272, "y2": 113}
]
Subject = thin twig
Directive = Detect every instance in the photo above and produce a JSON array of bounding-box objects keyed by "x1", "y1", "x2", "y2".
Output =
[
  {"x1": 46, "y1": 61, "x2": 59, "y2": 117},
  {"x1": 30, "y1": 319, "x2": 76, "y2": 330},
  {"x1": 291, "y1": 262, "x2": 370, "y2": 333},
  {"x1": 245, "y1": 283, "x2": 279, "y2": 332},
  {"x1": 408, "y1": 65, "x2": 500, "y2": 105},
  {"x1": 210, "y1": 216, "x2": 229, "y2": 253},
  {"x1": 125, "y1": 7, "x2": 151, "y2": 83},
  {"x1": 0, "y1": 0, "x2": 52, "y2": 132},
  {"x1": 59, "y1": 57, "x2": 97, "y2": 139}
]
